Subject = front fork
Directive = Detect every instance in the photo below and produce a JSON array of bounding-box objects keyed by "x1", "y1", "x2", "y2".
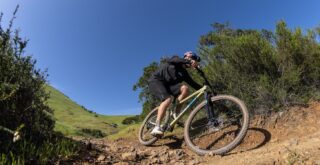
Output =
[{"x1": 204, "y1": 92, "x2": 215, "y2": 122}]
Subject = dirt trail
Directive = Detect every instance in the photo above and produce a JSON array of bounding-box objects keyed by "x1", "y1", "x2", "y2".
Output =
[
  {"x1": 207, "y1": 102, "x2": 320, "y2": 165},
  {"x1": 61, "y1": 102, "x2": 320, "y2": 165}
]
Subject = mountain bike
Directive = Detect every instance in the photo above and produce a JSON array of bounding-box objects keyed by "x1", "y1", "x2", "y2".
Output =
[{"x1": 138, "y1": 68, "x2": 250, "y2": 155}]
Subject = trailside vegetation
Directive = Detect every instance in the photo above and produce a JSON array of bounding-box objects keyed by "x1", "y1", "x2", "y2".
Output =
[
  {"x1": 132, "y1": 21, "x2": 320, "y2": 122},
  {"x1": 198, "y1": 21, "x2": 320, "y2": 114},
  {"x1": 132, "y1": 62, "x2": 160, "y2": 120},
  {"x1": 0, "y1": 7, "x2": 80, "y2": 164}
]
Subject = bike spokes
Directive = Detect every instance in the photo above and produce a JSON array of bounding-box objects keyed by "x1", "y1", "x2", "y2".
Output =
[
  {"x1": 187, "y1": 98, "x2": 245, "y2": 152},
  {"x1": 139, "y1": 107, "x2": 171, "y2": 145},
  {"x1": 139, "y1": 109, "x2": 158, "y2": 145}
]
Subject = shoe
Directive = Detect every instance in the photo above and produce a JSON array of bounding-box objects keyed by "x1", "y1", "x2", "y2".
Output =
[{"x1": 151, "y1": 126, "x2": 163, "y2": 136}]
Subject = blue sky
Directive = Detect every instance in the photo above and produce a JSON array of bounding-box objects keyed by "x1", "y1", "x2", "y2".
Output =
[{"x1": 0, "y1": 0, "x2": 319, "y2": 115}]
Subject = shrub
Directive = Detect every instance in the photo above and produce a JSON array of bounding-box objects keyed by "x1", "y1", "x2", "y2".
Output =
[
  {"x1": 122, "y1": 115, "x2": 140, "y2": 125},
  {"x1": 0, "y1": 7, "x2": 81, "y2": 164},
  {"x1": 134, "y1": 21, "x2": 320, "y2": 118},
  {"x1": 78, "y1": 128, "x2": 106, "y2": 138},
  {"x1": 198, "y1": 21, "x2": 320, "y2": 114}
]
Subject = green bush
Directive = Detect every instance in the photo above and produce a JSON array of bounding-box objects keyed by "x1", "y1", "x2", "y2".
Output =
[
  {"x1": 0, "y1": 7, "x2": 81, "y2": 164},
  {"x1": 198, "y1": 21, "x2": 320, "y2": 114},
  {"x1": 134, "y1": 21, "x2": 320, "y2": 117},
  {"x1": 0, "y1": 133, "x2": 81, "y2": 165},
  {"x1": 78, "y1": 128, "x2": 106, "y2": 138},
  {"x1": 122, "y1": 115, "x2": 140, "y2": 125}
]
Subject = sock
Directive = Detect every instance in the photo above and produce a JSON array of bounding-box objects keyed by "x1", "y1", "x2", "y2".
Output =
[{"x1": 156, "y1": 120, "x2": 161, "y2": 127}]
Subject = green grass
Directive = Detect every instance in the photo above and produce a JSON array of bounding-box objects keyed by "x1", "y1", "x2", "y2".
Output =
[
  {"x1": 107, "y1": 123, "x2": 140, "y2": 140},
  {"x1": 45, "y1": 85, "x2": 132, "y2": 137}
]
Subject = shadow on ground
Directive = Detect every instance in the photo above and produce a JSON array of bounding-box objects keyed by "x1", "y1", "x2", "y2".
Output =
[{"x1": 148, "y1": 127, "x2": 271, "y2": 155}]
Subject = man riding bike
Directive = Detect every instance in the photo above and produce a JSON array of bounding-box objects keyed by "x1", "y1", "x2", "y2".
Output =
[{"x1": 148, "y1": 51, "x2": 202, "y2": 135}]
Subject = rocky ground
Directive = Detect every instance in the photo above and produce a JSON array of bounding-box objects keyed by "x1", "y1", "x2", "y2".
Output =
[{"x1": 58, "y1": 102, "x2": 320, "y2": 165}]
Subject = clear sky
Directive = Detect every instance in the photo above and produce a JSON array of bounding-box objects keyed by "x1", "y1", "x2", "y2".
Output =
[{"x1": 0, "y1": 0, "x2": 319, "y2": 115}]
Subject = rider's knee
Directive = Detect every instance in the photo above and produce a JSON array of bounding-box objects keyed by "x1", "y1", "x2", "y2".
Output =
[
  {"x1": 162, "y1": 96, "x2": 172, "y2": 103},
  {"x1": 181, "y1": 85, "x2": 189, "y2": 93}
]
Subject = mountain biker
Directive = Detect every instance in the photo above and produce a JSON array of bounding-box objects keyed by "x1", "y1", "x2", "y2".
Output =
[{"x1": 148, "y1": 51, "x2": 202, "y2": 135}]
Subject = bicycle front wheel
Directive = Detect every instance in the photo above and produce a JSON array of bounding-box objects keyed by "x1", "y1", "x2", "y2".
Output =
[{"x1": 184, "y1": 95, "x2": 249, "y2": 155}]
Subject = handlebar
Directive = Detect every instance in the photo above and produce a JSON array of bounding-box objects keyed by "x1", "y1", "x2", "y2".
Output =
[
  {"x1": 185, "y1": 59, "x2": 217, "y2": 95},
  {"x1": 196, "y1": 67, "x2": 217, "y2": 95}
]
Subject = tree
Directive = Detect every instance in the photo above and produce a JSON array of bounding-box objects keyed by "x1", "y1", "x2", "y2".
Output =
[
  {"x1": 132, "y1": 62, "x2": 159, "y2": 120},
  {"x1": 135, "y1": 21, "x2": 320, "y2": 118}
]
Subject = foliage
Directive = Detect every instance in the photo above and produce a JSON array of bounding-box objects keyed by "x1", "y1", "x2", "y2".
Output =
[
  {"x1": 78, "y1": 128, "x2": 106, "y2": 138},
  {"x1": 0, "y1": 133, "x2": 81, "y2": 165},
  {"x1": 133, "y1": 62, "x2": 160, "y2": 120},
  {"x1": 134, "y1": 21, "x2": 320, "y2": 117},
  {"x1": 81, "y1": 105, "x2": 97, "y2": 114},
  {"x1": 122, "y1": 115, "x2": 140, "y2": 125},
  {"x1": 0, "y1": 7, "x2": 80, "y2": 164},
  {"x1": 198, "y1": 21, "x2": 320, "y2": 114}
]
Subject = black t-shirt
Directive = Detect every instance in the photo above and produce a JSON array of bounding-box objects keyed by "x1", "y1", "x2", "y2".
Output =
[{"x1": 149, "y1": 56, "x2": 202, "y2": 90}]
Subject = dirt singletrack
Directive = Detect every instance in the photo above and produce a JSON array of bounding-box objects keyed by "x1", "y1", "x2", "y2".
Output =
[{"x1": 60, "y1": 102, "x2": 320, "y2": 165}]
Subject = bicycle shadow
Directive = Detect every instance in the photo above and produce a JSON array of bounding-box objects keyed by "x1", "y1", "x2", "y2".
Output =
[
  {"x1": 243, "y1": 127, "x2": 271, "y2": 151},
  {"x1": 150, "y1": 135, "x2": 184, "y2": 149},
  {"x1": 149, "y1": 127, "x2": 271, "y2": 153},
  {"x1": 164, "y1": 135, "x2": 184, "y2": 149},
  {"x1": 223, "y1": 127, "x2": 271, "y2": 156}
]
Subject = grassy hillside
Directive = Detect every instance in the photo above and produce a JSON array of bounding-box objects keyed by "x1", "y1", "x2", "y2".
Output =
[{"x1": 45, "y1": 85, "x2": 131, "y2": 137}]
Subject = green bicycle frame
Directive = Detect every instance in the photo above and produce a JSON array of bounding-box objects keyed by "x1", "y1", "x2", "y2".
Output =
[{"x1": 169, "y1": 85, "x2": 208, "y2": 127}]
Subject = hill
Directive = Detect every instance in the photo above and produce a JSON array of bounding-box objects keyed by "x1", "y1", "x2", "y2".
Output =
[{"x1": 45, "y1": 85, "x2": 131, "y2": 137}]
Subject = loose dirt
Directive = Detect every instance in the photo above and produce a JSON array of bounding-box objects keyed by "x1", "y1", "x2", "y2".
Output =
[{"x1": 59, "y1": 102, "x2": 320, "y2": 165}]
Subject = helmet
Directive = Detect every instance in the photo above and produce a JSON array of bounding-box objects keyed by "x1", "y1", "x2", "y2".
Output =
[{"x1": 184, "y1": 51, "x2": 201, "y2": 62}]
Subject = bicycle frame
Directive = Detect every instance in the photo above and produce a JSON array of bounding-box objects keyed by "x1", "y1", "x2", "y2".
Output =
[{"x1": 168, "y1": 85, "x2": 208, "y2": 128}]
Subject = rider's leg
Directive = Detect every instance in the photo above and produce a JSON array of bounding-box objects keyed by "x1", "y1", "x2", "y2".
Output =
[
  {"x1": 175, "y1": 85, "x2": 189, "y2": 113},
  {"x1": 148, "y1": 80, "x2": 172, "y2": 135},
  {"x1": 178, "y1": 85, "x2": 189, "y2": 102},
  {"x1": 156, "y1": 97, "x2": 172, "y2": 127},
  {"x1": 148, "y1": 80, "x2": 171, "y2": 125},
  {"x1": 171, "y1": 85, "x2": 189, "y2": 127},
  {"x1": 151, "y1": 97, "x2": 171, "y2": 135}
]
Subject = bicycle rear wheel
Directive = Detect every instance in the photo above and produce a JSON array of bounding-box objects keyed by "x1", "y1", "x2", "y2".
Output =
[
  {"x1": 138, "y1": 107, "x2": 170, "y2": 146},
  {"x1": 184, "y1": 95, "x2": 249, "y2": 155}
]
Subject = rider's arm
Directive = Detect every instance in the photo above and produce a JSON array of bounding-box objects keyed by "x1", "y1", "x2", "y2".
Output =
[
  {"x1": 167, "y1": 56, "x2": 190, "y2": 65},
  {"x1": 183, "y1": 71, "x2": 202, "y2": 90}
]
